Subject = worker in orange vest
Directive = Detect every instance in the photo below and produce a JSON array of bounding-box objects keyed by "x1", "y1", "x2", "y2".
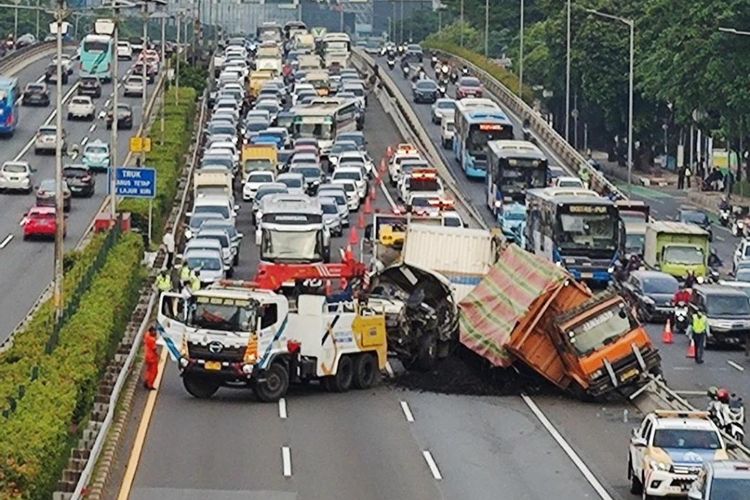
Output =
[{"x1": 143, "y1": 326, "x2": 159, "y2": 390}]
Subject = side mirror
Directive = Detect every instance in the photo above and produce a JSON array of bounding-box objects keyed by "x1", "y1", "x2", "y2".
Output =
[
  {"x1": 234, "y1": 205, "x2": 240, "y2": 212},
  {"x1": 630, "y1": 436, "x2": 647, "y2": 448}
]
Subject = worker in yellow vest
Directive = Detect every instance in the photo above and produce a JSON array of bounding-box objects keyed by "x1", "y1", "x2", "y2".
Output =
[
  {"x1": 189, "y1": 270, "x2": 201, "y2": 292},
  {"x1": 687, "y1": 309, "x2": 709, "y2": 364},
  {"x1": 154, "y1": 269, "x2": 172, "y2": 293},
  {"x1": 179, "y1": 262, "x2": 191, "y2": 287}
]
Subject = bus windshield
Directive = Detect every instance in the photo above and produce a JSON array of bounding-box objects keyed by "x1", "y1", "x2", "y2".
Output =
[
  {"x1": 467, "y1": 125, "x2": 511, "y2": 156},
  {"x1": 568, "y1": 303, "x2": 633, "y2": 356},
  {"x1": 294, "y1": 120, "x2": 333, "y2": 140},
  {"x1": 83, "y1": 40, "x2": 109, "y2": 52},
  {"x1": 557, "y1": 210, "x2": 616, "y2": 251},
  {"x1": 189, "y1": 298, "x2": 257, "y2": 332},
  {"x1": 500, "y1": 165, "x2": 546, "y2": 195},
  {"x1": 261, "y1": 228, "x2": 323, "y2": 262}
]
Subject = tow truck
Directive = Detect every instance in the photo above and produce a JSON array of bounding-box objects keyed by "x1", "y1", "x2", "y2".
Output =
[
  {"x1": 157, "y1": 257, "x2": 386, "y2": 401},
  {"x1": 397, "y1": 167, "x2": 445, "y2": 202},
  {"x1": 388, "y1": 143, "x2": 421, "y2": 186}
]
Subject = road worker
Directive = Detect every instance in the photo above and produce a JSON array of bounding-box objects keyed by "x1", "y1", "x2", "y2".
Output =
[
  {"x1": 143, "y1": 326, "x2": 159, "y2": 390},
  {"x1": 687, "y1": 307, "x2": 709, "y2": 364},
  {"x1": 155, "y1": 269, "x2": 172, "y2": 293}
]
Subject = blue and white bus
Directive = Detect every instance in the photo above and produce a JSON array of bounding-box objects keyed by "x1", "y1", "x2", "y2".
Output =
[
  {"x1": 524, "y1": 187, "x2": 623, "y2": 285},
  {"x1": 486, "y1": 140, "x2": 548, "y2": 218},
  {"x1": 0, "y1": 76, "x2": 20, "y2": 135},
  {"x1": 453, "y1": 100, "x2": 513, "y2": 179},
  {"x1": 80, "y1": 34, "x2": 113, "y2": 81}
]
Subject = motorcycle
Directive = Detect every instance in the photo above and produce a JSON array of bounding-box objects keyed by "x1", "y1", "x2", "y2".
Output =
[
  {"x1": 387, "y1": 57, "x2": 395, "y2": 70},
  {"x1": 402, "y1": 65, "x2": 410, "y2": 78},
  {"x1": 673, "y1": 301, "x2": 689, "y2": 335},
  {"x1": 438, "y1": 85, "x2": 446, "y2": 97},
  {"x1": 431, "y1": 56, "x2": 438, "y2": 68},
  {"x1": 450, "y1": 72, "x2": 459, "y2": 84},
  {"x1": 461, "y1": 66, "x2": 469, "y2": 76},
  {"x1": 719, "y1": 207, "x2": 730, "y2": 226},
  {"x1": 708, "y1": 389, "x2": 745, "y2": 443}
]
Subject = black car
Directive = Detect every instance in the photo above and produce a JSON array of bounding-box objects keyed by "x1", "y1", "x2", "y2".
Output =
[
  {"x1": 106, "y1": 103, "x2": 133, "y2": 130},
  {"x1": 44, "y1": 63, "x2": 69, "y2": 84},
  {"x1": 78, "y1": 77, "x2": 102, "y2": 98},
  {"x1": 692, "y1": 284, "x2": 750, "y2": 346},
  {"x1": 22, "y1": 82, "x2": 50, "y2": 106},
  {"x1": 412, "y1": 79, "x2": 439, "y2": 104},
  {"x1": 63, "y1": 164, "x2": 96, "y2": 198},
  {"x1": 620, "y1": 270, "x2": 679, "y2": 322},
  {"x1": 677, "y1": 206, "x2": 712, "y2": 240}
]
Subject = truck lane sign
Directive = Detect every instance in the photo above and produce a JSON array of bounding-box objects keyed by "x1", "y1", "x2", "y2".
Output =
[{"x1": 115, "y1": 167, "x2": 156, "y2": 198}]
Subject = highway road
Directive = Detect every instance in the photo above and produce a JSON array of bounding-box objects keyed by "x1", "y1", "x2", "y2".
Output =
[
  {"x1": 0, "y1": 52, "x2": 151, "y2": 343},
  {"x1": 124, "y1": 94, "x2": 607, "y2": 499}
]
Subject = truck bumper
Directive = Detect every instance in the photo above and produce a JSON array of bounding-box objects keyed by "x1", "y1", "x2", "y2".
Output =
[
  {"x1": 180, "y1": 358, "x2": 255, "y2": 383},
  {"x1": 569, "y1": 268, "x2": 611, "y2": 285},
  {"x1": 587, "y1": 347, "x2": 661, "y2": 398},
  {"x1": 644, "y1": 469, "x2": 696, "y2": 497}
]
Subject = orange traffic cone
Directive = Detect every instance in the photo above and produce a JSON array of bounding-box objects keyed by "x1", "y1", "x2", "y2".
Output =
[
  {"x1": 357, "y1": 212, "x2": 366, "y2": 229},
  {"x1": 369, "y1": 185, "x2": 377, "y2": 200},
  {"x1": 686, "y1": 338, "x2": 696, "y2": 358},
  {"x1": 364, "y1": 196, "x2": 373, "y2": 215},
  {"x1": 348, "y1": 226, "x2": 359, "y2": 246},
  {"x1": 662, "y1": 319, "x2": 674, "y2": 344}
]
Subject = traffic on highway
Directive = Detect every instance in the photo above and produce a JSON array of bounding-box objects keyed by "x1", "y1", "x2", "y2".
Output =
[{"x1": 2, "y1": 12, "x2": 749, "y2": 500}]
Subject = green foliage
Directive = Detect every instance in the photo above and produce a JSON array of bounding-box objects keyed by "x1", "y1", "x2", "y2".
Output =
[
  {"x1": 0, "y1": 233, "x2": 145, "y2": 499},
  {"x1": 119, "y1": 86, "x2": 197, "y2": 241},
  {"x1": 424, "y1": 21, "x2": 482, "y2": 50},
  {"x1": 176, "y1": 61, "x2": 209, "y2": 95}
]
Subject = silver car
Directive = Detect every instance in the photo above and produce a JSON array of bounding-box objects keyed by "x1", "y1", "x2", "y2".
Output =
[
  {"x1": 0, "y1": 161, "x2": 34, "y2": 193},
  {"x1": 123, "y1": 75, "x2": 145, "y2": 97},
  {"x1": 320, "y1": 196, "x2": 343, "y2": 237},
  {"x1": 34, "y1": 125, "x2": 66, "y2": 155},
  {"x1": 431, "y1": 98, "x2": 456, "y2": 124}
]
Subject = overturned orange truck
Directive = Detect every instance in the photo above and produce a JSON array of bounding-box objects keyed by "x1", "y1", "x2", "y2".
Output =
[{"x1": 459, "y1": 245, "x2": 661, "y2": 398}]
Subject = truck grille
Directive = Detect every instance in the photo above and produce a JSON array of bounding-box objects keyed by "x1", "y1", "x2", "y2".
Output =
[
  {"x1": 187, "y1": 341, "x2": 245, "y2": 362},
  {"x1": 671, "y1": 464, "x2": 701, "y2": 475}
]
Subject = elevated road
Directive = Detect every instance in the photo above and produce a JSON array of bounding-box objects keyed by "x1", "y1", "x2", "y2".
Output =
[
  {"x1": 0, "y1": 52, "x2": 151, "y2": 343},
  {"x1": 122, "y1": 93, "x2": 606, "y2": 500}
]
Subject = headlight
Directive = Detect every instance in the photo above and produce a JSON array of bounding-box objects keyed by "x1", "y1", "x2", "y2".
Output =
[
  {"x1": 607, "y1": 266, "x2": 615, "y2": 274},
  {"x1": 590, "y1": 369, "x2": 603, "y2": 379},
  {"x1": 649, "y1": 460, "x2": 670, "y2": 471},
  {"x1": 494, "y1": 200, "x2": 502, "y2": 208}
]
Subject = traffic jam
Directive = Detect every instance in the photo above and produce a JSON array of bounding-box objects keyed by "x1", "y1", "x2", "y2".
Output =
[{"x1": 153, "y1": 22, "x2": 750, "y2": 499}]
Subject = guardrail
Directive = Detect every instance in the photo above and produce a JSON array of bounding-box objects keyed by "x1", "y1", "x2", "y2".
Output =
[
  {"x1": 351, "y1": 48, "x2": 488, "y2": 230},
  {"x1": 428, "y1": 48, "x2": 626, "y2": 201},
  {"x1": 0, "y1": 41, "x2": 78, "y2": 75}
]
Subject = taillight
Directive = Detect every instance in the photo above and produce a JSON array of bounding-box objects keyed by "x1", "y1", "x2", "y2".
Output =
[{"x1": 82, "y1": 175, "x2": 91, "y2": 182}]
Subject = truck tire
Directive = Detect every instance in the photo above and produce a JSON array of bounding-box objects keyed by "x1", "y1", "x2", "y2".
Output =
[
  {"x1": 254, "y1": 362, "x2": 289, "y2": 403},
  {"x1": 183, "y1": 374, "x2": 220, "y2": 399},
  {"x1": 353, "y1": 353, "x2": 377, "y2": 389},
  {"x1": 628, "y1": 461, "x2": 642, "y2": 494},
  {"x1": 414, "y1": 334, "x2": 438, "y2": 371},
  {"x1": 328, "y1": 355, "x2": 354, "y2": 392}
]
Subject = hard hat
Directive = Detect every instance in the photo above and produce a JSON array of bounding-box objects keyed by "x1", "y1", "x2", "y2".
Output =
[{"x1": 717, "y1": 388, "x2": 730, "y2": 404}]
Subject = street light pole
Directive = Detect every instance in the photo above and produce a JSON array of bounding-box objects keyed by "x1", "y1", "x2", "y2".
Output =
[
  {"x1": 565, "y1": 0, "x2": 571, "y2": 142},
  {"x1": 14, "y1": 0, "x2": 19, "y2": 44},
  {"x1": 53, "y1": 0, "x2": 65, "y2": 322},
  {"x1": 141, "y1": 0, "x2": 149, "y2": 166},
  {"x1": 459, "y1": 0, "x2": 464, "y2": 47},
  {"x1": 483, "y1": 0, "x2": 489, "y2": 57},
  {"x1": 159, "y1": 12, "x2": 165, "y2": 144},
  {"x1": 111, "y1": 7, "x2": 119, "y2": 220},
  {"x1": 400, "y1": 0, "x2": 404, "y2": 44},
  {"x1": 519, "y1": 0, "x2": 524, "y2": 98},
  {"x1": 175, "y1": 12, "x2": 180, "y2": 106},
  {"x1": 36, "y1": 0, "x2": 40, "y2": 40}
]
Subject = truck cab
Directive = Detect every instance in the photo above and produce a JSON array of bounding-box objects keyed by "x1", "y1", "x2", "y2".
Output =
[{"x1": 644, "y1": 221, "x2": 710, "y2": 279}]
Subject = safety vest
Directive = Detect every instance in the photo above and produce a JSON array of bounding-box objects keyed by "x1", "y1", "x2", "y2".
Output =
[
  {"x1": 155, "y1": 274, "x2": 171, "y2": 292},
  {"x1": 692, "y1": 314, "x2": 708, "y2": 334},
  {"x1": 190, "y1": 274, "x2": 201, "y2": 292},
  {"x1": 180, "y1": 265, "x2": 191, "y2": 283},
  {"x1": 580, "y1": 166, "x2": 591, "y2": 182}
]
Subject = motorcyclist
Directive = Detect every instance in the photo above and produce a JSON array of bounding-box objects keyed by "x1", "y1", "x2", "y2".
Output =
[
  {"x1": 684, "y1": 270, "x2": 697, "y2": 288},
  {"x1": 461, "y1": 65, "x2": 469, "y2": 75},
  {"x1": 673, "y1": 284, "x2": 692, "y2": 306},
  {"x1": 719, "y1": 196, "x2": 731, "y2": 212}
]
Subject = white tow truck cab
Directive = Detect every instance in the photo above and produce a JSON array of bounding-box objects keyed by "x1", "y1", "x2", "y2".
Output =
[{"x1": 157, "y1": 285, "x2": 387, "y2": 401}]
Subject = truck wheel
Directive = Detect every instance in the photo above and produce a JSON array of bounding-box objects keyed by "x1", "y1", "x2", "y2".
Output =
[
  {"x1": 254, "y1": 362, "x2": 289, "y2": 403},
  {"x1": 183, "y1": 374, "x2": 220, "y2": 399},
  {"x1": 628, "y1": 461, "x2": 642, "y2": 494},
  {"x1": 353, "y1": 353, "x2": 377, "y2": 389},
  {"x1": 414, "y1": 334, "x2": 438, "y2": 371},
  {"x1": 329, "y1": 355, "x2": 354, "y2": 392}
]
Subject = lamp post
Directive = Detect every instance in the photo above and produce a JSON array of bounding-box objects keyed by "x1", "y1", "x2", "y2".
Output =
[
  {"x1": 565, "y1": 0, "x2": 571, "y2": 142},
  {"x1": 459, "y1": 0, "x2": 464, "y2": 47},
  {"x1": 518, "y1": 0, "x2": 524, "y2": 98},
  {"x1": 483, "y1": 0, "x2": 489, "y2": 57},
  {"x1": 584, "y1": 7, "x2": 634, "y2": 192}
]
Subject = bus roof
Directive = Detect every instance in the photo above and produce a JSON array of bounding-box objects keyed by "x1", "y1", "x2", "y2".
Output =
[
  {"x1": 261, "y1": 194, "x2": 321, "y2": 215},
  {"x1": 488, "y1": 140, "x2": 545, "y2": 160},
  {"x1": 82, "y1": 34, "x2": 112, "y2": 43},
  {"x1": 527, "y1": 187, "x2": 604, "y2": 203},
  {"x1": 457, "y1": 98, "x2": 499, "y2": 109},
  {"x1": 0, "y1": 76, "x2": 18, "y2": 88},
  {"x1": 456, "y1": 102, "x2": 510, "y2": 124},
  {"x1": 294, "y1": 100, "x2": 354, "y2": 115},
  {"x1": 323, "y1": 32, "x2": 350, "y2": 41}
]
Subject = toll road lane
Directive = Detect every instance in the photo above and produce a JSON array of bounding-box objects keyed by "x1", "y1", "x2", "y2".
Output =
[{"x1": 0, "y1": 59, "x2": 146, "y2": 343}]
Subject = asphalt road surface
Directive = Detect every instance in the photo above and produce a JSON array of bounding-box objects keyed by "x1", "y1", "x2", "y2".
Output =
[
  {"x1": 127, "y1": 92, "x2": 605, "y2": 499},
  {"x1": 0, "y1": 52, "x2": 150, "y2": 343}
]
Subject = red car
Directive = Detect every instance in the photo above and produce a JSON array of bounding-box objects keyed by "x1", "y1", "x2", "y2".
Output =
[
  {"x1": 455, "y1": 76, "x2": 484, "y2": 99},
  {"x1": 23, "y1": 206, "x2": 65, "y2": 240}
]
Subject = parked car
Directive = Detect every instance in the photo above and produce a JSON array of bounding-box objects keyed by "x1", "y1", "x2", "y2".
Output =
[
  {"x1": 22, "y1": 82, "x2": 50, "y2": 106},
  {"x1": 36, "y1": 178, "x2": 72, "y2": 211},
  {"x1": 0, "y1": 161, "x2": 34, "y2": 193},
  {"x1": 78, "y1": 76, "x2": 102, "y2": 98},
  {"x1": 23, "y1": 206, "x2": 65, "y2": 240},
  {"x1": 63, "y1": 164, "x2": 95, "y2": 197},
  {"x1": 67, "y1": 96, "x2": 96, "y2": 120},
  {"x1": 106, "y1": 103, "x2": 133, "y2": 130}
]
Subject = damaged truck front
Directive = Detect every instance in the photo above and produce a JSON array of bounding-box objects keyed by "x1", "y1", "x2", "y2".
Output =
[{"x1": 460, "y1": 244, "x2": 661, "y2": 398}]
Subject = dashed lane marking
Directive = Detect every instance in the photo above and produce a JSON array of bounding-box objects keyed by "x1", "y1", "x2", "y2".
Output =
[
  {"x1": 278, "y1": 398, "x2": 287, "y2": 419},
  {"x1": 0, "y1": 234, "x2": 13, "y2": 249},
  {"x1": 422, "y1": 450, "x2": 443, "y2": 480},
  {"x1": 728, "y1": 360, "x2": 745, "y2": 372},
  {"x1": 81, "y1": 136, "x2": 89, "y2": 146},
  {"x1": 89, "y1": 122, "x2": 97, "y2": 132},
  {"x1": 281, "y1": 446, "x2": 292, "y2": 477},
  {"x1": 400, "y1": 401, "x2": 415, "y2": 422}
]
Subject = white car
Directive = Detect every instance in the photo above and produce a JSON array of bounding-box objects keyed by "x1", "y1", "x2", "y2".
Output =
[
  {"x1": 51, "y1": 55, "x2": 74, "y2": 75},
  {"x1": 276, "y1": 172, "x2": 306, "y2": 195},
  {"x1": 0, "y1": 161, "x2": 34, "y2": 193},
  {"x1": 242, "y1": 170, "x2": 275, "y2": 201},
  {"x1": 733, "y1": 240, "x2": 750, "y2": 273},
  {"x1": 431, "y1": 98, "x2": 456, "y2": 124},
  {"x1": 67, "y1": 96, "x2": 95, "y2": 120},
  {"x1": 388, "y1": 152, "x2": 421, "y2": 187},
  {"x1": 116, "y1": 41, "x2": 133, "y2": 60},
  {"x1": 332, "y1": 179, "x2": 360, "y2": 211},
  {"x1": 398, "y1": 169, "x2": 445, "y2": 202},
  {"x1": 332, "y1": 167, "x2": 366, "y2": 200},
  {"x1": 552, "y1": 176, "x2": 585, "y2": 188},
  {"x1": 338, "y1": 151, "x2": 375, "y2": 177},
  {"x1": 123, "y1": 75, "x2": 145, "y2": 97},
  {"x1": 441, "y1": 116, "x2": 455, "y2": 149}
]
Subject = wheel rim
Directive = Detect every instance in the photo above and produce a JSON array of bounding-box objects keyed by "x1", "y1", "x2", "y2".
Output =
[{"x1": 265, "y1": 372, "x2": 281, "y2": 393}]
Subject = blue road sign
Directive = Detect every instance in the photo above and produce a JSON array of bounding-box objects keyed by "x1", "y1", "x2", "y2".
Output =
[{"x1": 115, "y1": 167, "x2": 156, "y2": 199}]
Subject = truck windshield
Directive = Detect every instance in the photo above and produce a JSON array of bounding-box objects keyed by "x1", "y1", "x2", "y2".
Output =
[
  {"x1": 652, "y1": 429, "x2": 721, "y2": 450},
  {"x1": 663, "y1": 246, "x2": 704, "y2": 265},
  {"x1": 189, "y1": 298, "x2": 257, "y2": 332},
  {"x1": 568, "y1": 303, "x2": 633, "y2": 356},
  {"x1": 705, "y1": 294, "x2": 750, "y2": 316},
  {"x1": 625, "y1": 233, "x2": 644, "y2": 254},
  {"x1": 557, "y1": 213, "x2": 616, "y2": 250},
  {"x1": 261, "y1": 228, "x2": 323, "y2": 262}
]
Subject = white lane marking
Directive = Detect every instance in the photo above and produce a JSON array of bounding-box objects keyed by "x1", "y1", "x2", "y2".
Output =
[
  {"x1": 278, "y1": 398, "x2": 287, "y2": 419},
  {"x1": 421, "y1": 450, "x2": 443, "y2": 480},
  {"x1": 715, "y1": 235, "x2": 725, "y2": 242},
  {"x1": 89, "y1": 123, "x2": 97, "y2": 132},
  {"x1": 728, "y1": 360, "x2": 745, "y2": 372},
  {"x1": 400, "y1": 401, "x2": 415, "y2": 423},
  {"x1": 35, "y1": 75, "x2": 44, "y2": 83},
  {"x1": 0, "y1": 234, "x2": 13, "y2": 249},
  {"x1": 13, "y1": 83, "x2": 80, "y2": 161},
  {"x1": 81, "y1": 136, "x2": 89, "y2": 146},
  {"x1": 384, "y1": 360, "x2": 395, "y2": 378},
  {"x1": 281, "y1": 446, "x2": 292, "y2": 477},
  {"x1": 672, "y1": 366, "x2": 695, "y2": 371},
  {"x1": 104, "y1": 98, "x2": 111, "y2": 108},
  {"x1": 380, "y1": 180, "x2": 397, "y2": 209},
  {"x1": 521, "y1": 394, "x2": 614, "y2": 500}
]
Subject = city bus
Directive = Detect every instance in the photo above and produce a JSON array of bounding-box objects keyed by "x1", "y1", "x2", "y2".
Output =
[
  {"x1": 453, "y1": 102, "x2": 513, "y2": 179},
  {"x1": 291, "y1": 99, "x2": 359, "y2": 152},
  {"x1": 79, "y1": 34, "x2": 113, "y2": 81},
  {"x1": 321, "y1": 32, "x2": 351, "y2": 68},
  {"x1": 0, "y1": 76, "x2": 20, "y2": 135},
  {"x1": 486, "y1": 140, "x2": 548, "y2": 219},
  {"x1": 257, "y1": 194, "x2": 330, "y2": 265},
  {"x1": 524, "y1": 187, "x2": 623, "y2": 285}
]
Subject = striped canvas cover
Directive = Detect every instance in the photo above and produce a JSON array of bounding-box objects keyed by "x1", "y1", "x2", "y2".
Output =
[{"x1": 459, "y1": 244, "x2": 569, "y2": 367}]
